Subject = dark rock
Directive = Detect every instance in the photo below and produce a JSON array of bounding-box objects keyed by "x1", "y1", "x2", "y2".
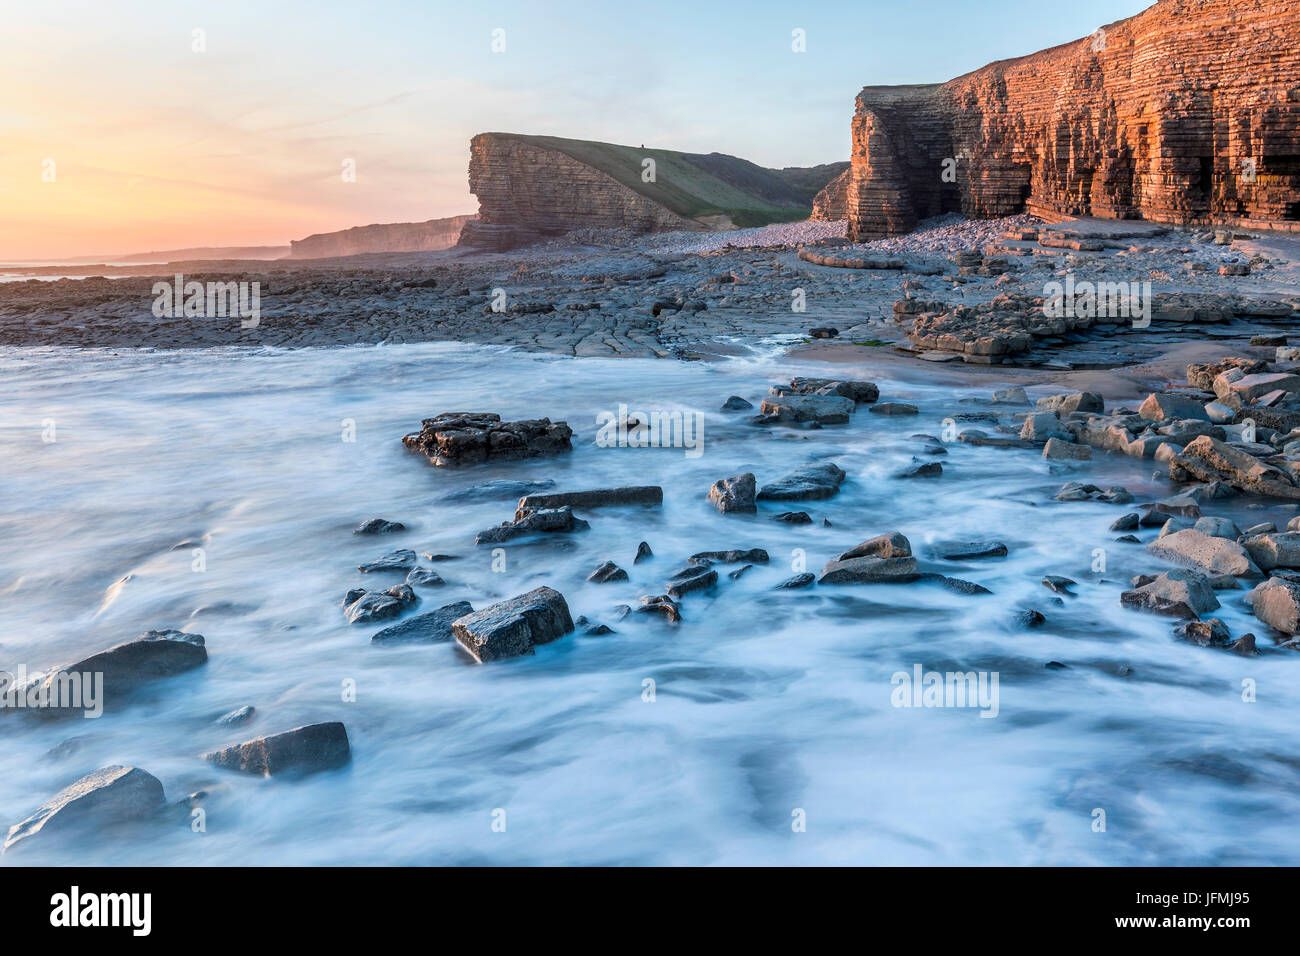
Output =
[
  {"x1": 728, "y1": 564, "x2": 753, "y2": 580},
  {"x1": 819, "y1": 555, "x2": 920, "y2": 584},
  {"x1": 1173, "y1": 617, "x2": 1232, "y2": 647},
  {"x1": 585, "y1": 624, "x2": 615, "y2": 635},
  {"x1": 840, "y1": 532, "x2": 913, "y2": 560},
  {"x1": 24, "y1": 630, "x2": 207, "y2": 714},
  {"x1": 218, "y1": 705, "x2": 255, "y2": 726},
  {"x1": 868, "y1": 402, "x2": 920, "y2": 416},
  {"x1": 1120, "y1": 568, "x2": 1220, "y2": 618},
  {"x1": 475, "y1": 506, "x2": 589, "y2": 545},
  {"x1": 1014, "y1": 609, "x2": 1046, "y2": 628},
  {"x1": 1110, "y1": 513, "x2": 1141, "y2": 532},
  {"x1": 423, "y1": 553, "x2": 460, "y2": 562},
  {"x1": 1116, "y1": 534, "x2": 1141, "y2": 543},
  {"x1": 690, "y1": 548, "x2": 769, "y2": 564},
  {"x1": 928, "y1": 539, "x2": 1007, "y2": 560},
  {"x1": 5, "y1": 766, "x2": 166, "y2": 852},
  {"x1": 634, "y1": 541, "x2": 654, "y2": 563},
  {"x1": 666, "y1": 567, "x2": 718, "y2": 599},
  {"x1": 1045, "y1": 661, "x2": 1069, "y2": 670},
  {"x1": 636, "y1": 595, "x2": 682, "y2": 624},
  {"x1": 451, "y1": 586, "x2": 574, "y2": 662},
  {"x1": 929, "y1": 575, "x2": 992, "y2": 595},
  {"x1": 757, "y1": 462, "x2": 847, "y2": 501},
  {"x1": 1042, "y1": 575, "x2": 1076, "y2": 595},
  {"x1": 808, "y1": 327, "x2": 839, "y2": 339},
  {"x1": 773, "y1": 511, "x2": 813, "y2": 524},
  {"x1": 403, "y1": 412, "x2": 572, "y2": 467},
  {"x1": 897, "y1": 461, "x2": 943, "y2": 478},
  {"x1": 203, "y1": 722, "x2": 351, "y2": 777},
  {"x1": 404, "y1": 568, "x2": 445, "y2": 587},
  {"x1": 709, "y1": 473, "x2": 757, "y2": 514},
  {"x1": 775, "y1": 573, "x2": 816, "y2": 589},
  {"x1": 786, "y1": 377, "x2": 879, "y2": 403},
  {"x1": 343, "y1": 585, "x2": 417, "y2": 624},
  {"x1": 1055, "y1": 483, "x2": 1134, "y2": 504},
  {"x1": 357, "y1": 549, "x2": 417, "y2": 573},
  {"x1": 721, "y1": 395, "x2": 753, "y2": 411},
  {"x1": 353, "y1": 518, "x2": 405, "y2": 535},
  {"x1": 758, "y1": 392, "x2": 855, "y2": 424},
  {"x1": 517, "y1": 486, "x2": 662, "y2": 512},
  {"x1": 1230, "y1": 633, "x2": 1259, "y2": 656},
  {"x1": 371, "y1": 601, "x2": 474, "y2": 644},
  {"x1": 588, "y1": 561, "x2": 628, "y2": 583}
]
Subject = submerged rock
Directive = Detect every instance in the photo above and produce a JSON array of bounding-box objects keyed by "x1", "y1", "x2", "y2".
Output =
[
  {"x1": 218, "y1": 705, "x2": 255, "y2": 726},
  {"x1": 475, "y1": 506, "x2": 589, "y2": 545},
  {"x1": 775, "y1": 573, "x2": 816, "y2": 589},
  {"x1": 203, "y1": 722, "x2": 351, "y2": 777},
  {"x1": 402, "y1": 412, "x2": 572, "y2": 467},
  {"x1": 441, "y1": 479, "x2": 556, "y2": 503},
  {"x1": 517, "y1": 486, "x2": 662, "y2": 512},
  {"x1": 636, "y1": 595, "x2": 682, "y2": 624},
  {"x1": 371, "y1": 601, "x2": 474, "y2": 644},
  {"x1": 5, "y1": 766, "x2": 166, "y2": 852},
  {"x1": 634, "y1": 541, "x2": 654, "y2": 564},
  {"x1": 451, "y1": 586, "x2": 574, "y2": 662},
  {"x1": 721, "y1": 395, "x2": 753, "y2": 411},
  {"x1": 691, "y1": 549, "x2": 769, "y2": 564},
  {"x1": 358, "y1": 549, "x2": 417, "y2": 573},
  {"x1": 819, "y1": 555, "x2": 920, "y2": 585},
  {"x1": 757, "y1": 462, "x2": 847, "y2": 501},
  {"x1": 897, "y1": 460, "x2": 943, "y2": 478},
  {"x1": 928, "y1": 539, "x2": 1007, "y2": 560},
  {"x1": 759, "y1": 392, "x2": 855, "y2": 424},
  {"x1": 404, "y1": 568, "x2": 445, "y2": 587},
  {"x1": 343, "y1": 585, "x2": 417, "y2": 624},
  {"x1": 868, "y1": 402, "x2": 920, "y2": 416},
  {"x1": 353, "y1": 518, "x2": 406, "y2": 535},
  {"x1": 666, "y1": 567, "x2": 718, "y2": 599},
  {"x1": 588, "y1": 561, "x2": 629, "y2": 583}
]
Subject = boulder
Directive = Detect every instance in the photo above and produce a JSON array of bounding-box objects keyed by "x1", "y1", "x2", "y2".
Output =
[
  {"x1": 404, "y1": 568, "x2": 445, "y2": 587},
  {"x1": 709, "y1": 473, "x2": 756, "y2": 514},
  {"x1": 1036, "y1": 391, "x2": 1103, "y2": 414},
  {"x1": 818, "y1": 555, "x2": 920, "y2": 585},
  {"x1": 1021, "y1": 413, "x2": 1069, "y2": 442},
  {"x1": 451, "y1": 586, "x2": 574, "y2": 662},
  {"x1": 1193, "y1": 516, "x2": 1240, "y2": 539},
  {"x1": 868, "y1": 402, "x2": 920, "y2": 416},
  {"x1": 1138, "y1": 393, "x2": 1210, "y2": 422},
  {"x1": 721, "y1": 396, "x2": 753, "y2": 411},
  {"x1": 475, "y1": 506, "x2": 589, "y2": 545},
  {"x1": 840, "y1": 532, "x2": 913, "y2": 560},
  {"x1": 775, "y1": 573, "x2": 816, "y2": 589},
  {"x1": 1147, "y1": 529, "x2": 1258, "y2": 577},
  {"x1": 1043, "y1": 437, "x2": 1090, "y2": 461},
  {"x1": 1247, "y1": 577, "x2": 1300, "y2": 634},
  {"x1": 1168, "y1": 435, "x2": 1300, "y2": 499},
  {"x1": 587, "y1": 561, "x2": 629, "y2": 583},
  {"x1": 1227, "y1": 372, "x2": 1300, "y2": 403},
  {"x1": 1120, "y1": 568, "x2": 1220, "y2": 618},
  {"x1": 927, "y1": 539, "x2": 1007, "y2": 560},
  {"x1": 1173, "y1": 618, "x2": 1232, "y2": 647},
  {"x1": 353, "y1": 518, "x2": 405, "y2": 535},
  {"x1": 203, "y1": 722, "x2": 351, "y2": 777},
  {"x1": 634, "y1": 541, "x2": 654, "y2": 563},
  {"x1": 371, "y1": 601, "x2": 474, "y2": 644},
  {"x1": 343, "y1": 585, "x2": 417, "y2": 624},
  {"x1": 759, "y1": 392, "x2": 855, "y2": 424},
  {"x1": 1242, "y1": 532, "x2": 1300, "y2": 571},
  {"x1": 666, "y1": 567, "x2": 718, "y2": 599},
  {"x1": 757, "y1": 462, "x2": 847, "y2": 501},
  {"x1": 4, "y1": 766, "x2": 165, "y2": 852},
  {"x1": 897, "y1": 461, "x2": 943, "y2": 477},
  {"x1": 358, "y1": 549, "x2": 417, "y2": 573},
  {"x1": 691, "y1": 548, "x2": 769, "y2": 564},
  {"x1": 785, "y1": 377, "x2": 879, "y2": 403},
  {"x1": 402, "y1": 412, "x2": 573, "y2": 467}
]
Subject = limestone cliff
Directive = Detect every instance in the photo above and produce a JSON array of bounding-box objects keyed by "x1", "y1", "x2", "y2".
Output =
[
  {"x1": 462, "y1": 132, "x2": 844, "y2": 250},
  {"x1": 829, "y1": 0, "x2": 1300, "y2": 239},
  {"x1": 288, "y1": 216, "x2": 476, "y2": 258}
]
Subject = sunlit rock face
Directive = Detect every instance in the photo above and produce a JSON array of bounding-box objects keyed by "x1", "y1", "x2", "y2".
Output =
[{"x1": 828, "y1": 0, "x2": 1300, "y2": 239}]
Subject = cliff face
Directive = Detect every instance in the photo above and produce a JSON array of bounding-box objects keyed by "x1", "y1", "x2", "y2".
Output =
[
  {"x1": 461, "y1": 134, "x2": 695, "y2": 250},
  {"x1": 289, "y1": 216, "x2": 476, "y2": 258},
  {"x1": 834, "y1": 0, "x2": 1300, "y2": 239},
  {"x1": 461, "y1": 132, "x2": 846, "y2": 250}
]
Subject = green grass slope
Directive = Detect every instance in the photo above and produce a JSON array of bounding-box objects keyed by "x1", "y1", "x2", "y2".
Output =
[{"x1": 501, "y1": 133, "x2": 843, "y2": 228}]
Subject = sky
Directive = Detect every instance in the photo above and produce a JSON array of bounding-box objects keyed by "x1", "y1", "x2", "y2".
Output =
[{"x1": 0, "y1": 0, "x2": 1153, "y2": 260}]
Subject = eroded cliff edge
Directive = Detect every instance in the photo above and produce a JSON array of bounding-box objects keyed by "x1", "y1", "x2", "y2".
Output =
[
  {"x1": 289, "y1": 216, "x2": 477, "y2": 258},
  {"x1": 825, "y1": 0, "x2": 1300, "y2": 239}
]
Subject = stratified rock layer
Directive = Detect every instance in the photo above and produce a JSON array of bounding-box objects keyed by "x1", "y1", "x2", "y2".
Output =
[
  {"x1": 825, "y1": 0, "x2": 1300, "y2": 239},
  {"x1": 289, "y1": 216, "x2": 477, "y2": 258}
]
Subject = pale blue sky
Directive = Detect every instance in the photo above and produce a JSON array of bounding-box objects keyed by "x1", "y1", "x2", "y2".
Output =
[{"x1": 1, "y1": 0, "x2": 1153, "y2": 257}]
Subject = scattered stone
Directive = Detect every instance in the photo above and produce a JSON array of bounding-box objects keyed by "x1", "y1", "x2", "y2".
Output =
[
  {"x1": 588, "y1": 560, "x2": 629, "y2": 583},
  {"x1": 203, "y1": 722, "x2": 351, "y2": 777},
  {"x1": 709, "y1": 473, "x2": 757, "y2": 513},
  {"x1": 772, "y1": 511, "x2": 813, "y2": 524},
  {"x1": 840, "y1": 532, "x2": 913, "y2": 560},
  {"x1": 928, "y1": 539, "x2": 1007, "y2": 560},
  {"x1": 358, "y1": 549, "x2": 417, "y2": 573},
  {"x1": 757, "y1": 462, "x2": 847, "y2": 501},
  {"x1": 475, "y1": 506, "x2": 589, "y2": 544},
  {"x1": 5, "y1": 766, "x2": 165, "y2": 852},
  {"x1": 634, "y1": 541, "x2": 653, "y2": 564},
  {"x1": 1120, "y1": 568, "x2": 1219, "y2": 618},
  {"x1": 1014, "y1": 609, "x2": 1046, "y2": 628},
  {"x1": 1137, "y1": 393, "x2": 1209, "y2": 422},
  {"x1": 371, "y1": 601, "x2": 474, "y2": 644},
  {"x1": 1169, "y1": 436, "x2": 1300, "y2": 499},
  {"x1": 1110, "y1": 513, "x2": 1140, "y2": 532},
  {"x1": 451, "y1": 586, "x2": 574, "y2": 662},
  {"x1": 404, "y1": 568, "x2": 445, "y2": 587},
  {"x1": 636, "y1": 595, "x2": 682, "y2": 624},
  {"x1": 786, "y1": 377, "x2": 880, "y2": 403},
  {"x1": 666, "y1": 567, "x2": 718, "y2": 599},
  {"x1": 517, "y1": 486, "x2": 662, "y2": 512},
  {"x1": 819, "y1": 555, "x2": 920, "y2": 585},
  {"x1": 1241, "y1": 532, "x2": 1300, "y2": 571},
  {"x1": 1042, "y1": 575, "x2": 1076, "y2": 595},
  {"x1": 1043, "y1": 437, "x2": 1091, "y2": 461},
  {"x1": 441, "y1": 479, "x2": 557, "y2": 503},
  {"x1": 1037, "y1": 391, "x2": 1103, "y2": 415},
  {"x1": 721, "y1": 396, "x2": 753, "y2": 411},
  {"x1": 218, "y1": 705, "x2": 255, "y2": 726},
  {"x1": 1230, "y1": 633, "x2": 1259, "y2": 656},
  {"x1": 992, "y1": 386, "x2": 1028, "y2": 404},
  {"x1": 1147, "y1": 529, "x2": 1258, "y2": 577},
  {"x1": 343, "y1": 584, "x2": 417, "y2": 624},
  {"x1": 775, "y1": 573, "x2": 816, "y2": 589},
  {"x1": 1173, "y1": 618, "x2": 1232, "y2": 647},
  {"x1": 585, "y1": 624, "x2": 614, "y2": 635},
  {"x1": 403, "y1": 412, "x2": 573, "y2": 467},
  {"x1": 354, "y1": 518, "x2": 406, "y2": 535},
  {"x1": 23, "y1": 630, "x2": 208, "y2": 714},
  {"x1": 898, "y1": 460, "x2": 943, "y2": 477},
  {"x1": 758, "y1": 392, "x2": 855, "y2": 424},
  {"x1": 868, "y1": 402, "x2": 920, "y2": 416},
  {"x1": 1055, "y1": 482, "x2": 1133, "y2": 503},
  {"x1": 690, "y1": 549, "x2": 769, "y2": 564},
  {"x1": 1248, "y1": 577, "x2": 1300, "y2": 634}
]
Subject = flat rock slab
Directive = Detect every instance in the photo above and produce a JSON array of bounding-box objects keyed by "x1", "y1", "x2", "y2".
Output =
[
  {"x1": 516, "y1": 486, "x2": 662, "y2": 513},
  {"x1": 819, "y1": 555, "x2": 920, "y2": 585},
  {"x1": 758, "y1": 392, "x2": 855, "y2": 424},
  {"x1": 27, "y1": 630, "x2": 207, "y2": 713},
  {"x1": 358, "y1": 549, "x2": 417, "y2": 572},
  {"x1": 5, "y1": 766, "x2": 165, "y2": 852},
  {"x1": 442, "y1": 479, "x2": 556, "y2": 502},
  {"x1": 1147, "y1": 529, "x2": 1257, "y2": 577},
  {"x1": 452, "y1": 586, "x2": 574, "y2": 662},
  {"x1": 204, "y1": 722, "x2": 351, "y2": 777},
  {"x1": 371, "y1": 601, "x2": 474, "y2": 644},
  {"x1": 927, "y1": 540, "x2": 1008, "y2": 560},
  {"x1": 757, "y1": 462, "x2": 847, "y2": 501},
  {"x1": 403, "y1": 412, "x2": 572, "y2": 467},
  {"x1": 785, "y1": 377, "x2": 879, "y2": 403},
  {"x1": 475, "y1": 506, "x2": 589, "y2": 545}
]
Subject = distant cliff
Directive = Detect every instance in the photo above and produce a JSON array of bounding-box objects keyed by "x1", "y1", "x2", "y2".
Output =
[
  {"x1": 288, "y1": 215, "x2": 477, "y2": 259},
  {"x1": 822, "y1": 0, "x2": 1300, "y2": 239},
  {"x1": 461, "y1": 132, "x2": 844, "y2": 250}
]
